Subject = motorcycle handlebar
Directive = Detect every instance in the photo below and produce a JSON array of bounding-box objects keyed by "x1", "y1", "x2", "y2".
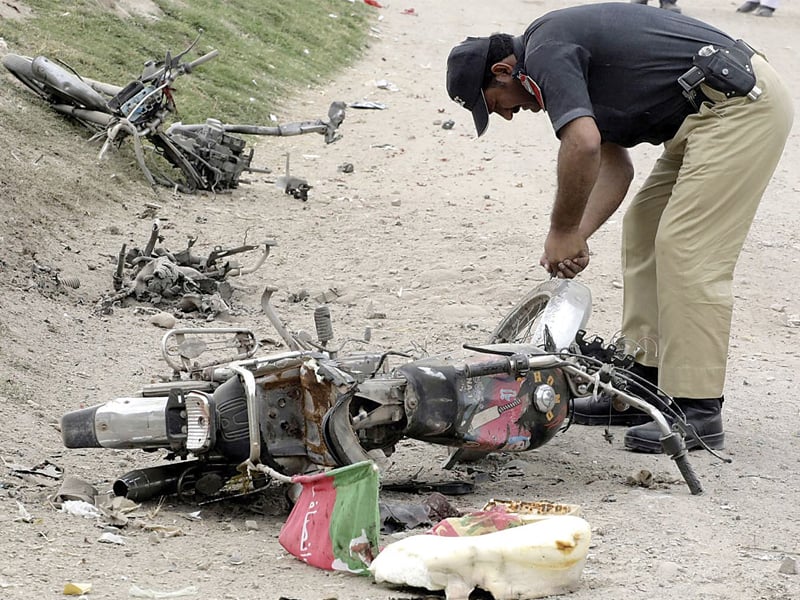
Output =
[
  {"x1": 221, "y1": 122, "x2": 327, "y2": 137},
  {"x1": 187, "y1": 49, "x2": 219, "y2": 71},
  {"x1": 674, "y1": 454, "x2": 704, "y2": 495},
  {"x1": 143, "y1": 49, "x2": 219, "y2": 84},
  {"x1": 464, "y1": 353, "x2": 560, "y2": 378},
  {"x1": 463, "y1": 352, "x2": 705, "y2": 495}
]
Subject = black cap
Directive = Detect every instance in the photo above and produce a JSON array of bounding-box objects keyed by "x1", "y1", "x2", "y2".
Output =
[{"x1": 446, "y1": 36, "x2": 491, "y2": 137}]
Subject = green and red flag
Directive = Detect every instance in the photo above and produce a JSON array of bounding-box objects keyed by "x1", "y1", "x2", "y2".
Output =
[{"x1": 279, "y1": 461, "x2": 380, "y2": 573}]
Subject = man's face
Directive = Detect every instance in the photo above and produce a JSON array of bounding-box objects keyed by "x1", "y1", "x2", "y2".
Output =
[{"x1": 483, "y1": 76, "x2": 541, "y2": 121}]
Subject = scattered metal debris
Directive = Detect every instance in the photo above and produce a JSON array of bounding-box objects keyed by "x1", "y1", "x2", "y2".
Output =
[
  {"x1": 273, "y1": 153, "x2": 311, "y2": 201},
  {"x1": 29, "y1": 262, "x2": 81, "y2": 297},
  {"x1": 375, "y1": 79, "x2": 399, "y2": 91},
  {"x1": 96, "y1": 220, "x2": 275, "y2": 319},
  {"x1": 348, "y1": 100, "x2": 387, "y2": 110}
]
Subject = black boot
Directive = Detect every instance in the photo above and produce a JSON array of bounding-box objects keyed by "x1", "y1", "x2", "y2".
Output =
[
  {"x1": 624, "y1": 397, "x2": 724, "y2": 453},
  {"x1": 572, "y1": 363, "x2": 661, "y2": 426},
  {"x1": 660, "y1": 0, "x2": 682, "y2": 12}
]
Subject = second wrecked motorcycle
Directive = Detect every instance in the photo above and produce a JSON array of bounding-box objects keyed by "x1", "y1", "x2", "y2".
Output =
[
  {"x1": 60, "y1": 278, "x2": 709, "y2": 500},
  {"x1": 2, "y1": 32, "x2": 346, "y2": 193}
]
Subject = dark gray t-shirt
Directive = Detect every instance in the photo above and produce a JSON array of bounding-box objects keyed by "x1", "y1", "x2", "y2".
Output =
[{"x1": 516, "y1": 3, "x2": 735, "y2": 146}]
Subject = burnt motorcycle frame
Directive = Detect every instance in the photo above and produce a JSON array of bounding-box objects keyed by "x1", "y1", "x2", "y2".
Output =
[
  {"x1": 2, "y1": 33, "x2": 346, "y2": 193},
  {"x1": 60, "y1": 279, "x2": 707, "y2": 500}
]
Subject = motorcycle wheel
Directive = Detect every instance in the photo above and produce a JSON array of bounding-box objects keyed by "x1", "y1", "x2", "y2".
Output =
[
  {"x1": 488, "y1": 284, "x2": 552, "y2": 344},
  {"x1": 323, "y1": 390, "x2": 375, "y2": 466}
]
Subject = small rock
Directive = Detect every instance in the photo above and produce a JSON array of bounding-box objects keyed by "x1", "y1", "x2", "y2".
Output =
[
  {"x1": 366, "y1": 302, "x2": 387, "y2": 319},
  {"x1": 245, "y1": 520, "x2": 259, "y2": 531},
  {"x1": 149, "y1": 311, "x2": 176, "y2": 329},
  {"x1": 626, "y1": 469, "x2": 654, "y2": 488},
  {"x1": 289, "y1": 288, "x2": 309, "y2": 303},
  {"x1": 778, "y1": 557, "x2": 797, "y2": 575}
]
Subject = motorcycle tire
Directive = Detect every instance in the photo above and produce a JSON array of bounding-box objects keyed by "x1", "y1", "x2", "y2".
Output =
[{"x1": 488, "y1": 284, "x2": 552, "y2": 344}]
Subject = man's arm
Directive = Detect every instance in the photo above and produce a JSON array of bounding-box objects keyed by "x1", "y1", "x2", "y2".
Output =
[
  {"x1": 541, "y1": 118, "x2": 634, "y2": 277},
  {"x1": 578, "y1": 142, "x2": 633, "y2": 240},
  {"x1": 541, "y1": 116, "x2": 601, "y2": 276},
  {"x1": 551, "y1": 116, "x2": 603, "y2": 232}
]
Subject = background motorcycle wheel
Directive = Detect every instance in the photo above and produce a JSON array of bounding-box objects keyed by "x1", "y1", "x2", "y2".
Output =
[{"x1": 487, "y1": 285, "x2": 551, "y2": 344}]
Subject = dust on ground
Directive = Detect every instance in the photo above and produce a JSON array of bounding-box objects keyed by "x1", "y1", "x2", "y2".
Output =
[{"x1": 1, "y1": 0, "x2": 799, "y2": 599}]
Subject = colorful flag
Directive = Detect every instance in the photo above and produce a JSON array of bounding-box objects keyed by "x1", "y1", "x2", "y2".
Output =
[{"x1": 279, "y1": 461, "x2": 380, "y2": 573}]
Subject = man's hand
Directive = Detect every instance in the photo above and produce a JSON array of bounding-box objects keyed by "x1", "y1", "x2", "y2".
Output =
[{"x1": 540, "y1": 228, "x2": 590, "y2": 278}]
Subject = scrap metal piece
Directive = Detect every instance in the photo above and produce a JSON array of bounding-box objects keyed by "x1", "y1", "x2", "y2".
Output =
[
  {"x1": 99, "y1": 226, "x2": 275, "y2": 316},
  {"x1": 275, "y1": 153, "x2": 311, "y2": 201},
  {"x1": 260, "y1": 285, "x2": 311, "y2": 352}
]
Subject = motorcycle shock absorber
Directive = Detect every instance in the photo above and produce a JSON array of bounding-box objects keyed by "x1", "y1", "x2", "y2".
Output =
[{"x1": 314, "y1": 304, "x2": 334, "y2": 346}]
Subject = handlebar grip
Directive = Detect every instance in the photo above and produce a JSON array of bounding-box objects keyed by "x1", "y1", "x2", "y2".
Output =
[
  {"x1": 674, "y1": 454, "x2": 704, "y2": 496},
  {"x1": 463, "y1": 353, "x2": 561, "y2": 379},
  {"x1": 464, "y1": 358, "x2": 513, "y2": 378},
  {"x1": 464, "y1": 355, "x2": 532, "y2": 378},
  {"x1": 187, "y1": 49, "x2": 219, "y2": 70}
]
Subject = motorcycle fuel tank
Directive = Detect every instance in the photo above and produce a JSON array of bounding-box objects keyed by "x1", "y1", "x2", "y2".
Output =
[{"x1": 398, "y1": 352, "x2": 570, "y2": 452}]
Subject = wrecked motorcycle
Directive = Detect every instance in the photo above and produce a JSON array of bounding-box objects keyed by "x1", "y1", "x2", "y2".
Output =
[
  {"x1": 60, "y1": 279, "x2": 706, "y2": 503},
  {"x1": 2, "y1": 32, "x2": 345, "y2": 192},
  {"x1": 97, "y1": 219, "x2": 276, "y2": 319}
]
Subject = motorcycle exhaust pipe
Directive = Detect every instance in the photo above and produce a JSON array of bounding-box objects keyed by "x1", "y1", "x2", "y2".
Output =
[
  {"x1": 61, "y1": 405, "x2": 102, "y2": 448},
  {"x1": 61, "y1": 397, "x2": 170, "y2": 449},
  {"x1": 113, "y1": 461, "x2": 197, "y2": 502}
]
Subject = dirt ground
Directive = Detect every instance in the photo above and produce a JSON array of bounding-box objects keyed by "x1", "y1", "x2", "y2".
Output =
[{"x1": 1, "y1": 0, "x2": 799, "y2": 598}]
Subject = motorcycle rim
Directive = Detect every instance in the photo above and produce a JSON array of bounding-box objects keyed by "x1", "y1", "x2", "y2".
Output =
[{"x1": 488, "y1": 286, "x2": 552, "y2": 344}]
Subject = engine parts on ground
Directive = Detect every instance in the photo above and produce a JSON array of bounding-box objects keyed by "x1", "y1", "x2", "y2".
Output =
[{"x1": 97, "y1": 219, "x2": 275, "y2": 319}]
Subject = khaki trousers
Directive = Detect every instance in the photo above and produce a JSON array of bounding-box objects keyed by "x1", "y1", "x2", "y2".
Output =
[{"x1": 620, "y1": 55, "x2": 794, "y2": 398}]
